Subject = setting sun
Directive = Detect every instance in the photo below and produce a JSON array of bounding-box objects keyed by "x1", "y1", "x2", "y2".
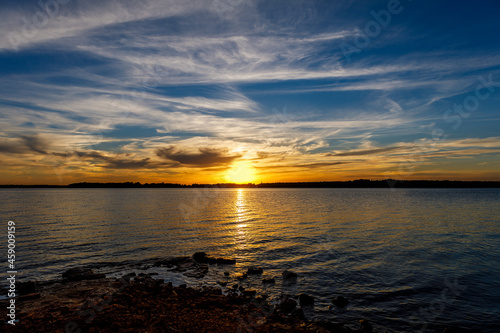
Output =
[{"x1": 226, "y1": 161, "x2": 257, "y2": 184}]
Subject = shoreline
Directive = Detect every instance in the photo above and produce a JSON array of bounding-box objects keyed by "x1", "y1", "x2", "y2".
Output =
[
  {"x1": 2, "y1": 271, "x2": 366, "y2": 332},
  {"x1": 2, "y1": 253, "x2": 487, "y2": 332}
]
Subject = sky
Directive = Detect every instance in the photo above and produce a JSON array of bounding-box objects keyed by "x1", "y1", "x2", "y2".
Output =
[{"x1": 0, "y1": 0, "x2": 499, "y2": 185}]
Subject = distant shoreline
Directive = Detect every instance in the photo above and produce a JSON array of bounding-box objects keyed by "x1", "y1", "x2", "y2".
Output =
[{"x1": 1, "y1": 179, "x2": 500, "y2": 188}]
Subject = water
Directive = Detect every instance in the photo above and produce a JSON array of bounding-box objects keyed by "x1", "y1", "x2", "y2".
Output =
[{"x1": 1, "y1": 188, "x2": 499, "y2": 332}]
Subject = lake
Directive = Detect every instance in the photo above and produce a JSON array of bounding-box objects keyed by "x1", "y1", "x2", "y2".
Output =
[{"x1": 1, "y1": 188, "x2": 499, "y2": 332}]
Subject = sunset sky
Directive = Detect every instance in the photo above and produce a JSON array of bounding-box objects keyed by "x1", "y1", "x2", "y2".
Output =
[{"x1": 1, "y1": 0, "x2": 499, "y2": 184}]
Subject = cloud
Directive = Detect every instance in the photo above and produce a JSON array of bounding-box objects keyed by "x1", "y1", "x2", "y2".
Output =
[
  {"x1": 156, "y1": 146, "x2": 241, "y2": 166},
  {"x1": 52, "y1": 150, "x2": 174, "y2": 170},
  {"x1": 329, "y1": 146, "x2": 404, "y2": 157},
  {"x1": 0, "y1": 135, "x2": 49, "y2": 155}
]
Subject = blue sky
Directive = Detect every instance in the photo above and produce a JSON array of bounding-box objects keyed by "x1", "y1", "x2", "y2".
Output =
[{"x1": 0, "y1": 0, "x2": 499, "y2": 184}]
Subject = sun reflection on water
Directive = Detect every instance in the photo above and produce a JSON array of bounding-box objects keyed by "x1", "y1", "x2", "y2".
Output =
[{"x1": 235, "y1": 189, "x2": 248, "y2": 250}]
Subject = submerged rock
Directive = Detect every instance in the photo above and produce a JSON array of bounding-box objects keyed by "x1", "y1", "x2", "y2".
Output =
[
  {"x1": 247, "y1": 267, "x2": 264, "y2": 275},
  {"x1": 299, "y1": 293, "x2": 315, "y2": 307},
  {"x1": 262, "y1": 278, "x2": 275, "y2": 284},
  {"x1": 332, "y1": 295, "x2": 349, "y2": 308},
  {"x1": 282, "y1": 270, "x2": 298, "y2": 280}
]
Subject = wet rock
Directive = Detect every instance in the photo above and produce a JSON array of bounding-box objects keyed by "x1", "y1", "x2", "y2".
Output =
[
  {"x1": 192, "y1": 252, "x2": 236, "y2": 265},
  {"x1": 224, "y1": 271, "x2": 230, "y2": 276},
  {"x1": 148, "y1": 272, "x2": 159, "y2": 276},
  {"x1": 217, "y1": 281, "x2": 227, "y2": 287},
  {"x1": 247, "y1": 267, "x2": 263, "y2": 275},
  {"x1": 282, "y1": 270, "x2": 298, "y2": 280},
  {"x1": 62, "y1": 267, "x2": 106, "y2": 282},
  {"x1": 179, "y1": 284, "x2": 187, "y2": 289},
  {"x1": 17, "y1": 281, "x2": 36, "y2": 295},
  {"x1": 243, "y1": 289, "x2": 257, "y2": 297},
  {"x1": 278, "y1": 297, "x2": 297, "y2": 314},
  {"x1": 299, "y1": 293, "x2": 315, "y2": 307},
  {"x1": 216, "y1": 257, "x2": 236, "y2": 265},
  {"x1": 332, "y1": 295, "x2": 349, "y2": 308},
  {"x1": 262, "y1": 278, "x2": 275, "y2": 284},
  {"x1": 121, "y1": 272, "x2": 136, "y2": 282}
]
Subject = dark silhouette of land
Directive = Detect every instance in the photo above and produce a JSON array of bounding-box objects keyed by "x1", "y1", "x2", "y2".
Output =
[{"x1": 1, "y1": 180, "x2": 499, "y2": 188}]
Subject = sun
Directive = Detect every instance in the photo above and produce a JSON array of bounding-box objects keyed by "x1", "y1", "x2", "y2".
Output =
[{"x1": 226, "y1": 161, "x2": 257, "y2": 184}]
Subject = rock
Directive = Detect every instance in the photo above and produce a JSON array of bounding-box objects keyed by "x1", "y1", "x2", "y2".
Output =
[
  {"x1": 216, "y1": 257, "x2": 236, "y2": 265},
  {"x1": 192, "y1": 252, "x2": 236, "y2": 265},
  {"x1": 179, "y1": 284, "x2": 187, "y2": 289},
  {"x1": 217, "y1": 281, "x2": 227, "y2": 287},
  {"x1": 278, "y1": 298, "x2": 297, "y2": 314},
  {"x1": 17, "y1": 281, "x2": 36, "y2": 295},
  {"x1": 359, "y1": 319, "x2": 373, "y2": 332},
  {"x1": 17, "y1": 292, "x2": 41, "y2": 302},
  {"x1": 224, "y1": 271, "x2": 230, "y2": 276},
  {"x1": 262, "y1": 278, "x2": 275, "y2": 284},
  {"x1": 121, "y1": 272, "x2": 136, "y2": 282},
  {"x1": 238, "y1": 286, "x2": 245, "y2": 292},
  {"x1": 291, "y1": 307, "x2": 306, "y2": 321},
  {"x1": 148, "y1": 273, "x2": 159, "y2": 276},
  {"x1": 247, "y1": 267, "x2": 263, "y2": 275},
  {"x1": 282, "y1": 270, "x2": 298, "y2": 280},
  {"x1": 243, "y1": 289, "x2": 257, "y2": 297},
  {"x1": 62, "y1": 267, "x2": 106, "y2": 282},
  {"x1": 299, "y1": 293, "x2": 315, "y2": 307},
  {"x1": 192, "y1": 252, "x2": 209, "y2": 262},
  {"x1": 332, "y1": 296, "x2": 349, "y2": 308}
]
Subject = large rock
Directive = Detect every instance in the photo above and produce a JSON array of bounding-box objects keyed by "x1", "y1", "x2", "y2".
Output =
[{"x1": 62, "y1": 267, "x2": 105, "y2": 282}]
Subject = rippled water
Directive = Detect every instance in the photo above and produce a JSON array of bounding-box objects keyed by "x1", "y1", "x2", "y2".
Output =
[{"x1": 1, "y1": 188, "x2": 499, "y2": 332}]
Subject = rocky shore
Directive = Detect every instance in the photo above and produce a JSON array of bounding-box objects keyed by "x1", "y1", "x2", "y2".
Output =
[
  {"x1": 2, "y1": 253, "x2": 374, "y2": 333},
  {"x1": 2, "y1": 253, "x2": 477, "y2": 332}
]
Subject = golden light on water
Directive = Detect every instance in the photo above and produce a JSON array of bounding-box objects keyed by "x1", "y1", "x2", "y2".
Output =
[
  {"x1": 235, "y1": 189, "x2": 248, "y2": 250},
  {"x1": 226, "y1": 161, "x2": 257, "y2": 184}
]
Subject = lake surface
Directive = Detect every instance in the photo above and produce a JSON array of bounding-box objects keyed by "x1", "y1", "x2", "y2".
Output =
[{"x1": 1, "y1": 188, "x2": 499, "y2": 332}]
